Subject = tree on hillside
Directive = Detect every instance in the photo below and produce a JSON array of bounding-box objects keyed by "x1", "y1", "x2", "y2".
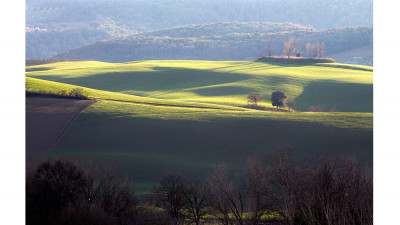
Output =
[
  {"x1": 247, "y1": 93, "x2": 261, "y2": 106},
  {"x1": 286, "y1": 98, "x2": 296, "y2": 112},
  {"x1": 305, "y1": 42, "x2": 315, "y2": 58},
  {"x1": 283, "y1": 38, "x2": 295, "y2": 59},
  {"x1": 266, "y1": 42, "x2": 274, "y2": 57},
  {"x1": 315, "y1": 42, "x2": 325, "y2": 58},
  {"x1": 296, "y1": 45, "x2": 301, "y2": 57},
  {"x1": 271, "y1": 91, "x2": 287, "y2": 109}
]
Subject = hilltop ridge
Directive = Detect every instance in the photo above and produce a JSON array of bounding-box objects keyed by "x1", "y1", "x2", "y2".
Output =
[{"x1": 52, "y1": 24, "x2": 372, "y2": 65}]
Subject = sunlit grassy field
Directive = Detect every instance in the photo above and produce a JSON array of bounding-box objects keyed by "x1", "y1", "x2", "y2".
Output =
[
  {"x1": 26, "y1": 77, "x2": 250, "y2": 111},
  {"x1": 26, "y1": 60, "x2": 373, "y2": 195},
  {"x1": 26, "y1": 60, "x2": 373, "y2": 112}
]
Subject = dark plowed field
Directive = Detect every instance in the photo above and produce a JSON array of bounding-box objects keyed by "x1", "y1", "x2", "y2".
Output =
[{"x1": 26, "y1": 97, "x2": 97, "y2": 159}]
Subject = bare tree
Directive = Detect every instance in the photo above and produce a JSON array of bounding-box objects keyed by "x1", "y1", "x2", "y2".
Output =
[
  {"x1": 266, "y1": 42, "x2": 274, "y2": 57},
  {"x1": 283, "y1": 38, "x2": 295, "y2": 59},
  {"x1": 27, "y1": 159, "x2": 139, "y2": 225},
  {"x1": 100, "y1": 162, "x2": 138, "y2": 225},
  {"x1": 305, "y1": 42, "x2": 315, "y2": 58},
  {"x1": 302, "y1": 157, "x2": 350, "y2": 224},
  {"x1": 267, "y1": 148, "x2": 303, "y2": 224},
  {"x1": 245, "y1": 156, "x2": 274, "y2": 225},
  {"x1": 296, "y1": 45, "x2": 301, "y2": 57},
  {"x1": 152, "y1": 174, "x2": 187, "y2": 224},
  {"x1": 82, "y1": 160, "x2": 103, "y2": 211},
  {"x1": 206, "y1": 163, "x2": 247, "y2": 225},
  {"x1": 315, "y1": 42, "x2": 325, "y2": 58},
  {"x1": 183, "y1": 181, "x2": 208, "y2": 225},
  {"x1": 26, "y1": 159, "x2": 87, "y2": 224},
  {"x1": 204, "y1": 152, "x2": 372, "y2": 225},
  {"x1": 247, "y1": 93, "x2": 261, "y2": 106},
  {"x1": 297, "y1": 156, "x2": 373, "y2": 225},
  {"x1": 334, "y1": 157, "x2": 373, "y2": 225},
  {"x1": 204, "y1": 176, "x2": 231, "y2": 225}
]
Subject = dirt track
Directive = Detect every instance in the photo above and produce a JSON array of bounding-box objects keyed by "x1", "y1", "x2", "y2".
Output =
[{"x1": 26, "y1": 97, "x2": 98, "y2": 159}]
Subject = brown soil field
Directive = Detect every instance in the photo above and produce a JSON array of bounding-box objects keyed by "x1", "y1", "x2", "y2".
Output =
[{"x1": 26, "y1": 97, "x2": 97, "y2": 159}]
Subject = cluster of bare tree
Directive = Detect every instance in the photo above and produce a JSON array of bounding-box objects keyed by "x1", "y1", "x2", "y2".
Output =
[
  {"x1": 266, "y1": 39, "x2": 325, "y2": 59},
  {"x1": 26, "y1": 160, "x2": 138, "y2": 225},
  {"x1": 27, "y1": 150, "x2": 372, "y2": 225},
  {"x1": 305, "y1": 42, "x2": 325, "y2": 58},
  {"x1": 151, "y1": 149, "x2": 372, "y2": 225}
]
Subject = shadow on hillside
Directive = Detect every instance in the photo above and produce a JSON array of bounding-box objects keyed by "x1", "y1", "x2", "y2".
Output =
[
  {"x1": 52, "y1": 116, "x2": 373, "y2": 188},
  {"x1": 313, "y1": 63, "x2": 373, "y2": 72},
  {"x1": 295, "y1": 81, "x2": 373, "y2": 112},
  {"x1": 192, "y1": 86, "x2": 254, "y2": 96},
  {"x1": 26, "y1": 67, "x2": 52, "y2": 72},
  {"x1": 210, "y1": 62, "x2": 284, "y2": 72},
  {"x1": 29, "y1": 68, "x2": 252, "y2": 93}
]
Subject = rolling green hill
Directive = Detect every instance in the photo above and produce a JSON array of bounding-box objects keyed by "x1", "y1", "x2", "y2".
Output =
[
  {"x1": 26, "y1": 60, "x2": 373, "y2": 112},
  {"x1": 51, "y1": 100, "x2": 372, "y2": 195},
  {"x1": 26, "y1": 60, "x2": 372, "y2": 195}
]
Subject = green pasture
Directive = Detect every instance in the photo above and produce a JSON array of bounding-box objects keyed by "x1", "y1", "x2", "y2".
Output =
[
  {"x1": 26, "y1": 77, "x2": 249, "y2": 111},
  {"x1": 26, "y1": 60, "x2": 373, "y2": 195},
  {"x1": 26, "y1": 60, "x2": 373, "y2": 112},
  {"x1": 48, "y1": 100, "x2": 372, "y2": 195}
]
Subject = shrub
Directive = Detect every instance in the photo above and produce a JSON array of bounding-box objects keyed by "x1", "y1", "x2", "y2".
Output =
[
  {"x1": 26, "y1": 88, "x2": 90, "y2": 100},
  {"x1": 57, "y1": 90, "x2": 67, "y2": 96},
  {"x1": 247, "y1": 93, "x2": 261, "y2": 106},
  {"x1": 286, "y1": 98, "x2": 296, "y2": 112},
  {"x1": 69, "y1": 88, "x2": 89, "y2": 99}
]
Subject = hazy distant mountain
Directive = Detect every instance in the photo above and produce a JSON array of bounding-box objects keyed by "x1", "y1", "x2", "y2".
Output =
[
  {"x1": 26, "y1": 0, "x2": 373, "y2": 31},
  {"x1": 52, "y1": 23, "x2": 372, "y2": 65},
  {"x1": 26, "y1": 0, "x2": 373, "y2": 59}
]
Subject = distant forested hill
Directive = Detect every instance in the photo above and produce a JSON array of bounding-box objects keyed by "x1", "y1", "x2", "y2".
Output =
[
  {"x1": 26, "y1": 18, "x2": 135, "y2": 59},
  {"x1": 26, "y1": 0, "x2": 372, "y2": 59},
  {"x1": 52, "y1": 23, "x2": 372, "y2": 65},
  {"x1": 26, "y1": 0, "x2": 373, "y2": 31},
  {"x1": 138, "y1": 22, "x2": 313, "y2": 38}
]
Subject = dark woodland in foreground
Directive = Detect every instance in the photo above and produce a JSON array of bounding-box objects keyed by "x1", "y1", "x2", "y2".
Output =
[{"x1": 26, "y1": 148, "x2": 372, "y2": 225}]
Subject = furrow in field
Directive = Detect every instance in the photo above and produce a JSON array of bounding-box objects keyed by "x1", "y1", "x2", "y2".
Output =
[{"x1": 26, "y1": 97, "x2": 99, "y2": 159}]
